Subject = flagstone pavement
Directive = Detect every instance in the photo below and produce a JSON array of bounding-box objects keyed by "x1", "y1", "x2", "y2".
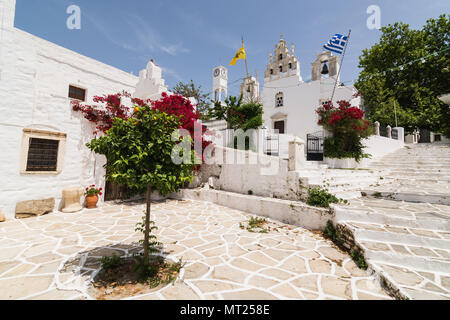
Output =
[{"x1": 0, "y1": 199, "x2": 391, "y2": 300}]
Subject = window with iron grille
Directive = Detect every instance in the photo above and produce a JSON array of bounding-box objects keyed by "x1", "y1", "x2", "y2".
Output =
[
  {"x1": 68, "y1": 85, "x2": 86, "y2": 101},
  {"x1": 26, "y1": 138, "x2": 59, "y2": 172},
  {"x1": 275, "y1": 92, "x2": 284, "y2": 107}
]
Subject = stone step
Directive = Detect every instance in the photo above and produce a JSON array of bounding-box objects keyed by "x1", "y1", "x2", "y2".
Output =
[
  {"x1": 371, "y1": 164, "x2": 450, "y2": 170},
  {"x1": 369, "y1": 262, "x2": 450, "y2": 300},
  {"x1": 393, "y1": 177, "x2": 450, "y2": 184},
  {"x1": 306, "y1": 175, "x2": 384, "y2": 186},
  {"x1": 359, "y1": 240, "x2": 450, "y2": 274},
  {"x1": 361, "y1": 190, "x2": 450, "y2": 206},
  {"x1": 332, "y1": 190, "x2": 363, "y2": 201},
  {"x1": 297, "y1": 169, "x2": 381, "y2": 178},
  {"x1": 332, "y1": 204, "x2": 450, "y2": 232},
  {"x1": 344, "y1": 222, "x2": 450, "y2": 251},
  {"x1": 385, "y1": 171, "x2": 450, "y2": 178},
  {"x1": 357, "y1": 240, "x2": 450, "y2": 273}
]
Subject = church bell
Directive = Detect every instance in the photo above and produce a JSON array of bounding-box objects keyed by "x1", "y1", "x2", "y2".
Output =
[{"x1": 321, "y1": 62, "x2": 329, "y2": 75}]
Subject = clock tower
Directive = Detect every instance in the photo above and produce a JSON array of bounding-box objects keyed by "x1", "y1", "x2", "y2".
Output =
[{"x1": 212, "y1": 65, "x2": 228, "y2": 104}]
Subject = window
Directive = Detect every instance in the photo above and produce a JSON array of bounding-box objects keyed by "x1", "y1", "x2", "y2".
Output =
[
  {"x1": 279, "y1": 54, "x2": 283, "y2": 60},
  {"x1": 68, "y1": 85, "x2": 86, "y2": 101},
  {"x1": 20, "y1": 129, "x2": 67, "y2": 174},
  {"x1": 270, "y1": 69, "x2": 273, "y2": 75},
  {"x1": 275, "y1": 92, "x2": 284, "y2": 107},
  {"x1": 289, "y1": 63, "x2": 292, "y2": 69},
  {"x1": 279, "y1": 65, "x2": 283, "y2": 73},
  {"x1": 26, "y1": 138, "x2": 59, "y2": 172},
  {"x1": 214, "y1": 89, "x2": 219, "y2": 102}
]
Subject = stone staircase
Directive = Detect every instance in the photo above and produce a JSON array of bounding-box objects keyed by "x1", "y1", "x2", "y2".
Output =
[
  {"x1": 298, "y1": 167, "x2": 391, "y2": 200},
  {"x1": 332, "y1": 143, "x2": 450, "y2": 299}
]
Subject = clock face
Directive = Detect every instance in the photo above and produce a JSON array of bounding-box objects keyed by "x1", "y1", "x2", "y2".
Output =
[{"x1": 214, "y1": 68, "x2": 220, "y2": 77}]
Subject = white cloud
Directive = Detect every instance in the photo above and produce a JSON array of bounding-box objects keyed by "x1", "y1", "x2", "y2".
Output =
[
  {"x1": 126, "y1": 15, "x2": 190, "y2": 56},
  {"x1": 161, "y1": 66, "x2": 183, "y2": 82}
]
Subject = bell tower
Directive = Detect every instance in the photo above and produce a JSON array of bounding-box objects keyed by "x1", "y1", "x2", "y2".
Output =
[
  {"x1": 0, "y1": 0, "x2": 16, "y2": 29},
  {"x1": 311, "y1": 51, "x2": 340, "y2": 82},
  {"x1": 240, "y1": 75, "x2": 260, "y2": 103},
  {"x1": 264, "y1": 35, "x2": 302, "y2": 83},
  {"x1": 212, "y1": 65, "x2": 228, "y2": 105}
]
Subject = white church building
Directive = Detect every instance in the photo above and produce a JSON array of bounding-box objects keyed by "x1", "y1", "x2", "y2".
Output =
[{"x1": 210, "y1": 35, "x2": 361, "y2": 143}]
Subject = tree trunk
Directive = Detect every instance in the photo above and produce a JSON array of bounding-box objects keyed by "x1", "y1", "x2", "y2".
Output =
[{"x1": 143, "y1": 185, "x2": 152, "y2": 265}]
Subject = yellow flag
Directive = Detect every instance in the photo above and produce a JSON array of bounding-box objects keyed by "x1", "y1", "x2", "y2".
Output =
[{"x1": 230, "y1": 46, "x2": 246, "y2": 66}]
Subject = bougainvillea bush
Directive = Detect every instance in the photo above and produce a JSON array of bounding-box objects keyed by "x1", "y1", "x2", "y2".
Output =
[
  {"x1": 72, "y1": 91, "x2": 211, "y2": 161},
  {"x1": 316, "y1": 100, "x2": 372, "y2": 162},
  {"x1": 71, "y1": 91, "x2": 145, "y2": 135},
  {"x1": 152, "y1": 93, "x2": 211, "y2": 161}
]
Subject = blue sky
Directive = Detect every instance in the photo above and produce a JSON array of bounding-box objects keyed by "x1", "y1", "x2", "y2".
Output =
[{"x1": 14, "y1": 0, "x2": 449, "y2": 97}]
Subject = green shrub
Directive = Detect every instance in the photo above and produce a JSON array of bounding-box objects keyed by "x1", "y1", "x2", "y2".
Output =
[
  {"x1": 324, "y1": 136, "x2": 371, "y2": 163},
  {"x1": 306, "y1": 187, "x2": 347, "y2": 208},
  {"x1": 101, "y1": 254, "x2": 122, "y2": 270},
  {"x1": 351, "y1": 250, "x2": 368, "y2": 270}
]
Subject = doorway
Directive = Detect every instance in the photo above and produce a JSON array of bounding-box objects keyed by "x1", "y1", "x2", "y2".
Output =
[{"x1": 274, "y1": 120, "x2": 285, "y2": 134}]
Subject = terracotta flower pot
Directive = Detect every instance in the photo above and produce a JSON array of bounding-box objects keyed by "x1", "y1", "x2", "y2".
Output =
[{"x1": 86, "y1": 195, "x2": 99, "y2": 209}]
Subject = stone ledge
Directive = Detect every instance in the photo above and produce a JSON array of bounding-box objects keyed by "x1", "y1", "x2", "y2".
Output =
[{"x1": 170, "y1": 188, "x2": 332, "y2": 230}]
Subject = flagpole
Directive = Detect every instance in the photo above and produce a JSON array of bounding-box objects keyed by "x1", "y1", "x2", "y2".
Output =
[
  {"x1": 242, "y1": 36, "x2": 250, "y2": 79},
  {"x1": 394, "y1": 101, "x2": 398, "y2": 127},
  {"x1": 331, "y1": 29, "x2": 351, "y2": 102}
]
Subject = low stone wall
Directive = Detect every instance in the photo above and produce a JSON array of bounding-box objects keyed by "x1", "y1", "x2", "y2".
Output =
[
  {"x1": 196, "y1": 146, "x2": 302, "y2": 200},
  {"x1": 171, "y1": 188, "x2": 332, "y2": 230},
  {"x1": 324, "y1": 135, "x2": 405, "y2": 169}
]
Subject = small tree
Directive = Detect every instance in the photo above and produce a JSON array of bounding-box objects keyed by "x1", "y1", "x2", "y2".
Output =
[
  {"x1": 87, "y1": 104, "x2": 195, "y2": 268},
  {"x1": 209, "y1": 95, "x2": 263, "y2": 131},
  {"x1": 172, "y1": 80, "x2": 211, "y2": 120}
]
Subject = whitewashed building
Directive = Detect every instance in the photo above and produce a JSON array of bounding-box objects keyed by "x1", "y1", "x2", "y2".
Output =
[{"x1": 0, "y1": 0, "x2": 139, "y2": 219}]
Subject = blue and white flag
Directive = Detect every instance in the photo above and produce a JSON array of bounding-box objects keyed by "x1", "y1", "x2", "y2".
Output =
[{"x1": 323, "y1": 34, "x2": 348, "y2": 54}]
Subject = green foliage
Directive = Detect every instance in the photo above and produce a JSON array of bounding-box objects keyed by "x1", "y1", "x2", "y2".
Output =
[
  {"x1": 350, "y1": 250, "x2": 368, "y2": 270},
  {"x1": 135, "y1": 217, "x2": 161, "y2": 254},
  {"x1": 323, "y1": 221, "x2": 344, "y2": 248},
  {"x1": 306, "y1": 187, "x2": 347, "y2": 208},
  {"x1": 323, "y1": 221, "x2": 368, "y2": 271},
  {"x1": 133, "y1": 255, "x2": 184, "y2": 286},
  {"x1": 209, "y1": 95, "x2": 263, "y2": 131},
  {"x1": 101, "y1": 254, "x2": 122, "y2": 270},
  {"x1": 87, "y1": 106, "x2": 195, "y2": 196},
  {"x1": 317, "y1": 101, "x2": 372, "y2": 161},
  {"x1": 323, "y1": 136, "x2": 371, "y2": 163},
  {"x1": 172, "y1": 80, "x2": 211, "y2": 120},
  {"x1": 241, "y1": 216, "x2": 268, "y2": 233},
  {"x1": 355, "y1": 14, "x2": 450, "y2": 136}
]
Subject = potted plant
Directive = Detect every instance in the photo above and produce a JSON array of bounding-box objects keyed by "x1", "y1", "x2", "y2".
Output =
[{"x1": 85, "y1": 185, "x2": 102, "y2": 209}]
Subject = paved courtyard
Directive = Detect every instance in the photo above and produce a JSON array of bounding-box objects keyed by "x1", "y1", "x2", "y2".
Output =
[{"x1": 0, "y1": 199, "x2": 390, "y2": 300}]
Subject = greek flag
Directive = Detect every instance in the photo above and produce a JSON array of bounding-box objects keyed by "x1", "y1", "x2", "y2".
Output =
[{"x1": 323, "y1": 34, "x2": 348, "y2": 54}]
